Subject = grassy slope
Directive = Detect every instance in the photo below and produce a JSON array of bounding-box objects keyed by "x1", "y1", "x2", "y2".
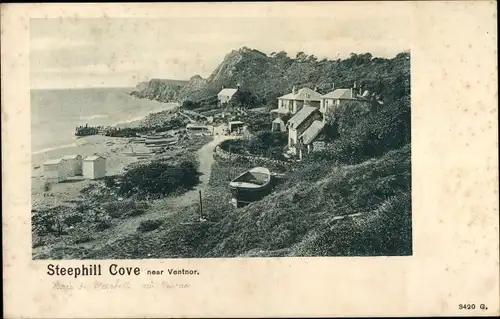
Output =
[{"x1": 56, "y1": 143, "x2": 410, "y2": 259}]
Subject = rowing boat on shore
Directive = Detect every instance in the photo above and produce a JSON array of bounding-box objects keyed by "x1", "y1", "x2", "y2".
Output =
[
  {"x1": 145, "y1": 137, "x2": 178, "y2": 145},
  {"x1": 138, "y1": 134, "x2": 170, "y2": 139},
  {"x1": 146, "y1": 141, "x2": 177, "y2": 148},
  {"x1": 229, "y1": 167, "x2": 272, "y2": 207},
  {"x1": 130, "y1": 137, "x2": 146, "y2": 143}
]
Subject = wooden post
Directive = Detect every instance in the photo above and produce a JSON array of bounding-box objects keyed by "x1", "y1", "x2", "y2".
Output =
[
  {"x1": 199, "y1": 190, "x2": 203, "y2": 219},
  {"x1": 228, "y1": 147, "x2": 232, "y2": 180}
]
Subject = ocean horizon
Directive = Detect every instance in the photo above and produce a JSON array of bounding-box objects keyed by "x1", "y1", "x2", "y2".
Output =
[{"x1": 31, "y1": 87, "x2": 178, "y2": 154}]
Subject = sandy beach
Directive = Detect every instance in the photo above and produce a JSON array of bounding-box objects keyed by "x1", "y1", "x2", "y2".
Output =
[{"x1": 31, "y1": 134, "x2": 152, "y2": 207}]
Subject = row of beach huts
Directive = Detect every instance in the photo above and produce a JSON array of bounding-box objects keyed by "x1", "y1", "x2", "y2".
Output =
[{"x1": 42, "y1": 154, "x2": 106, "y2": 183}]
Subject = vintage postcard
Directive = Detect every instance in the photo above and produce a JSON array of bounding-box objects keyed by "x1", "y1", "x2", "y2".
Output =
[{"x1": 1, "y1": 1, "x2": 498, "y2": 318}]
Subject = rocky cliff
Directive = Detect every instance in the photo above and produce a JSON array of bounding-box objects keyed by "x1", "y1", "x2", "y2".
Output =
[{"x1": 129, "y1": 78, "x2": 191, "y2": 102}]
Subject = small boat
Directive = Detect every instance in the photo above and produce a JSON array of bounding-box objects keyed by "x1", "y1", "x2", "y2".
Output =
[
  {"x1": 130, "y1": 137, "x2": 146, "y2": 143},
  {"x1": 144, "y1": 137, "x2": 177, "y2": 144},
  {"x1": 123, "y1": 152, "x2": 152, "y2": 157},
  {"x1": 229, "y1": 167, "x2": 272, "y2": 207},
  {"x1": 137, "y1": 134, "x2": 164, "y2": 139}
]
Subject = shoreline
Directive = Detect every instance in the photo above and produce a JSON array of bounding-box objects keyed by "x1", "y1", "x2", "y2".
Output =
[
  {"x1": 32, "y1": 101, "x2": 180, "y2": 160},
  {"x1": 31, "y1": 100, "x2": 183, "y2": 202}
]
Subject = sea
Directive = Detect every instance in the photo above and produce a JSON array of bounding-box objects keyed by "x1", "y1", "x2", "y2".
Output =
[{"x1": 31, "y1": 87, "x2": 178, "y2": 155}]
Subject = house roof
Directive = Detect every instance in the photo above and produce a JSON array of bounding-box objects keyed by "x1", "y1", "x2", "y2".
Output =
[
  {"x1": 321, "y1": 88, "x2": 354, "y2": 100},
  {"x1": 217, "y1": 88, "x2": 238, "y2": 98},
  {"x1": 62, "y1": 154, "x2": 81, "y2": 160},
  {"x1": 300, "y1": 120, "x2": 325, "y2": 145},
  {"x1": 278, "y1": 87, "x2": 323, "y2": 101},
  {"x1": 43, "y1": 158, "x2": 65, "y2": 165},
  {"x1": 84, "y1": 155, "x2": 105, "y2": 161},
  {"x1": 272, "y1": 117, "x2": 285, "y2": 124},
  {"x1": 287, "y1": 106, "x2": 318, "y2": 129},
  {"x1": 229, "y1": 121, "x2": 244, "y2": 125}
]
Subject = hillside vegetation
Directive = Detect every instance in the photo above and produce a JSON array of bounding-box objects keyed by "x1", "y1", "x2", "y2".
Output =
[
  {"x1": 131, "y1": 47, "x2": 410, "y2": 106},
  {"x1": 50, "y1": 143, "x2": 410, "y2": 259},
  {"x1": 45, "y1": 81, "x2": 411, "y2": 259}
]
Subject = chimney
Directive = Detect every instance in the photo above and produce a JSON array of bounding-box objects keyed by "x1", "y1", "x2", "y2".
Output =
[
  {"x1": 236, "y1": 83, "x2": 240, "y2": 91},
  {"x1": 350, "y1": 88, "x2": 354, "y2": 98},
  {"x1": 292, "y1": 86, "x2": 296, "y2": 95},
  {"x1": 222, "y1": 85, "x2": 225, "y2": 90},
  {"x1": 332, "y1": 83, "x2": 335, "y2": 90},
  {"x1": 314, "y1": 86, "x2": 317, "y2": 92}
]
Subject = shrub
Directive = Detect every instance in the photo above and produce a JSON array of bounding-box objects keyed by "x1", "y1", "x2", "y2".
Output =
[
  {"x1": 63, "y1": 213, "x2": 84, "y2": 227},
  {"x1": 219, "y1": 131, "x2": 287, "y2": 160},
  {"x1": 32, "y1": 207, "x2": 67, "y2": 236},
  {"x1": 73, "y1": 233, "x2": 95, "y2": 244},
  {"x1": 95, "y1": 220, "x2": 112, "y2": 231},
  {"x1": 248, "y1": 131, "x2": 287, "y2": 159},
  {"x1": 137, "y1": 219, "x2": 163, "y2": 232},
  {"x1": 118, "y1": 160, "x2": 200, "y2": 198},
  {"x1": 136, "y1": 202, "x2": 150, "y2": 210},
  {"x1": 103, "y1": 200, "x2": 147, "y2": 218},
  {"x1": 32, "y1": 237, "x2": 45, "y2": 248},
  {"x1": 128, "y1": 209, "x2": 145, "y2": 217},
  {"x1": 75, "y1": 202, "x2": 92, "y2": 214},
  {"x1": 104, "y1": 176, "x2": 116, "y2": 188},
  {"x1": 219, "y1": 139, "x2": 249, "y2": 154}
]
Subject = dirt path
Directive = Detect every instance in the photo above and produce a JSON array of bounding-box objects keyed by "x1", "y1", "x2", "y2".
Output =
[
  {"x1": 70, "y1": 133, "x2": 239, "y2": 252},
  {"x1": 173, "y1": 133, "x2": 237, "y2": 203}
]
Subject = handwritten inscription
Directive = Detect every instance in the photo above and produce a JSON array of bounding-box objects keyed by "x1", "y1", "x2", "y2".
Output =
[
  {"x1": 94, "y1": 280, "x2": 132, "y2": 290},
  {"x1": 142, "y1": 281, "x2": 191, "y2": 289},
  {"x1": 52, "y1": 280, "x2": 190, "y2": 291},
  {"x1": 52, "y1": 280, "x2": 75, "y2": 290}
]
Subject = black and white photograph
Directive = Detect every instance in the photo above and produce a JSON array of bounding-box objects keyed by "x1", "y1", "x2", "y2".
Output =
[{"x1": 30, "y1": 14, "x2": 411, "y2": 259}]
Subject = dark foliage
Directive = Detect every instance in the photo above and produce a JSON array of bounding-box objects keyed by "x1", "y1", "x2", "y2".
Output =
[
  {"x1": 133, "y1": 48, "x2": 410, "y2": 109},
  {"x1": 219, "y1": 130, "x2": 287, "y2": 160},
  {"x1": 117, "y1": 160, "x2": 200, "y2": 198},
  {"x1": 227, "y1": 89, "x2": 262, "y2": 109},
  {"x1": 317, "y1": 96, "x2": 410, "y2": 165},
  {"x1": 181, "y1": 95, "x2": 219, "y2": 111},
  {"x1": 137, "y1": 219, "x2": 163, "y2": 232}
]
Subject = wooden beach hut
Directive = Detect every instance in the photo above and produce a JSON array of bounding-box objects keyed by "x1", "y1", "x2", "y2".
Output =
[
  {"x1": 62, "y1": 154, "x2": 83, "y2": 177},
  {"x1": 42, "y1": 158, "x2": 68, "y2": 183},
  {"x1": 82, "y1": 155, "x2": 106, "y2": 180}
]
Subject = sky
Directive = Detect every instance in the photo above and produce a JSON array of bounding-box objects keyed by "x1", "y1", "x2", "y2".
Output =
[{"x1": 30, "y1": 8, "x2": 412, "y2": 89}]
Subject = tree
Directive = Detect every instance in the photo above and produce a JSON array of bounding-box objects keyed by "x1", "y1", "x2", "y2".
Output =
[
  {"x1": 296, "y1": 51, "x2": 308, "y2": 62},
  {"x1": 32, "y1": 208, "x2": 66, "y2": 236}
]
